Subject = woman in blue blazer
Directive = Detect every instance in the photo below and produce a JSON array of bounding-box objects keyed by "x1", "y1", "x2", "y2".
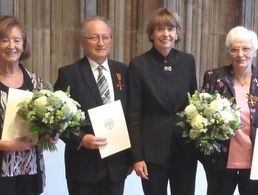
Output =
[{"x1": 127, "y1": 8, "x2": 197, "y2": 195}]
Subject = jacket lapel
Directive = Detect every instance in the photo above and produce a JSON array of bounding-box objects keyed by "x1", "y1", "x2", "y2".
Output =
[
  {"x1": 109, "y1": 60, "x2": 119, "y2": 100},
  {"x1": 219, "y1": 65, "x2": 235, "y2": 98},
  {"x1": 78, "y1": 57, "x2": 103, "y2": 104},
  {"x1": 224, "y1": 75, "x2": 235, "y2": 98},
  {"x1": 249, "y1": 65, "x2": 258, "y2": 144}
]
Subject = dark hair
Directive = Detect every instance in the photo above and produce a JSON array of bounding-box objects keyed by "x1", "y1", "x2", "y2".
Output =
[
  {"x1": 0, "y1": 15, "x2": 30, "y2": 60},
  {"x1": 146, "y1": 8, "x2": 181, "y2": 44},
  {"x1": 78, "y1": 16, "x2": 112, "y2": 37}
]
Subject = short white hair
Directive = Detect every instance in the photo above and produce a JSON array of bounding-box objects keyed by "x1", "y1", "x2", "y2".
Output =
[{"x1": 225, "y1": 26, "x2": 258, "y2": 50}]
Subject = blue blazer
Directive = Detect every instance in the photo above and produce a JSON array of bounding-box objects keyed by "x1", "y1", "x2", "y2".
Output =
[{"x1": 54, "y1": 57, "x2": 131, "y2": 182}]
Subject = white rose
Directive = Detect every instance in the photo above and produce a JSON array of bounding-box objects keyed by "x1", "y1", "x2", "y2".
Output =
[
  {"x1": 199, "y1": 92, "x2": 211, "y2": 100},
  {"x1": 209, "y1": 99, "x2": 223, "y2": 111},
  {"x1": 185, "y1": 104, "x2": 198, "y2": 118},
  {"x1": 34, "y1": 96, "x2": 48, "y2": 106},
  {"x1": 65, "y1": 99, "x2": 77, "y2": 114},
  {"x1": 220, "y1": 98, "x2": 231, "y2": 109},
  {"x1": 53, "y1": 90, "x2": 68, "y2": 102},
  {"x1": 191, "y1": 114, "x2": 207, "y2": 129},
  {"x1": 220, "y1": 110, "x2": 234, "y2": 123}
]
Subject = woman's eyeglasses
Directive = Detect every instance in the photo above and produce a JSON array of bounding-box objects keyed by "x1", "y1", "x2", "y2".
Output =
[{"x1": 229, "y1": 47, "x2": 253, "y2": 56}]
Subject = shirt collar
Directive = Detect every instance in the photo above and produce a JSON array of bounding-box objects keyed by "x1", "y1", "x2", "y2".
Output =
[{"x1": 88, "y1": 57, "x2": 109, "y2": 72}]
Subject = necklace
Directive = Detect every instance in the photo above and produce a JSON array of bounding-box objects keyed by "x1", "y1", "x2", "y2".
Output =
[
  {"x1": 235, "y1": 75, "x2": 251, "y2": 87},
  {"x1": 0, "y1": 69, "x2": 21, "y2": 78}
]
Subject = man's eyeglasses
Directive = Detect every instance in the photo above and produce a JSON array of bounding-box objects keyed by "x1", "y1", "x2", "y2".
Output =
[{"x1": 83, "y1": 35, "x2": 112, "y2": 42}]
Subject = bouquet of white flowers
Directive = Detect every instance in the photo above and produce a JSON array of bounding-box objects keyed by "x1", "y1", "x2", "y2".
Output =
[
  {"x1": 176, "y1": 90, "x2": 241, "y2": 155},
  {"x1": 17, "y1": 88, "x2": 86, "y2": 151}
]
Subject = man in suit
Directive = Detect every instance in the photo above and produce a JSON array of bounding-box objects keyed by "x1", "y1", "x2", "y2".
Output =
[{"x1": 54, "y1": 16, "x2": 131, "y2": 195}]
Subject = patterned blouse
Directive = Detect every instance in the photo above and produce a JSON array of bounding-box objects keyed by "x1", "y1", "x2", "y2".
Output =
[{"x1": 0, "y1": 64, "x2": 45, "y2": 180}]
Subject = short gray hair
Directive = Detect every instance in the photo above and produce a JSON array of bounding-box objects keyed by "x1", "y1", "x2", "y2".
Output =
[
  {"x1": 225, "y1": 26, "x2": 258, "y2": 50},
  {"x1": 78, "y1": 16, "x2": 112, "y2": 37}
]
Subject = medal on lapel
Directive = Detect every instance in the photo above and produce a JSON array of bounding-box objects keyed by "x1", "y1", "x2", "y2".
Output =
[
  {"x1": 246, "y1": 93, "x2": 258, "y2": 107},
  {"x1": 116, "y1": 73, "x2": 124, "y2": 90}
]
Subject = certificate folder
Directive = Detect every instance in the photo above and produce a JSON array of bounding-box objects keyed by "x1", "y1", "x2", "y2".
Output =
[
  {"x1": 250, "y1": 128, "x2": 258, "y2": 180},
  {"x1": 1, "y1": 88, "x2": 37, "y2": 143},
  {"x1": 88, "y1": 100, "x2": 131, "y2": 158}
]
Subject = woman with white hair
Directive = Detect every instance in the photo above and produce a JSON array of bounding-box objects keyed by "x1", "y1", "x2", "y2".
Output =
[{"x1": 200, "y1": 26, "x2": 258, "y2": 195}]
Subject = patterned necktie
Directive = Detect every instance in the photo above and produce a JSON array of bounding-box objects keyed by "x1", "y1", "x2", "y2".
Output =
[{"x1": 97, "y1": 65, "x2": 110, "y2": 104}]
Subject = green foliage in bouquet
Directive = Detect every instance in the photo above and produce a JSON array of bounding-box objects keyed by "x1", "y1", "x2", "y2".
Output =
[
  {"x1": 17, "y1": 87, "x2": 86, "y2": 151},
  {"x1": 176, "y1": 90, "x2": 241, "y2": 155}
]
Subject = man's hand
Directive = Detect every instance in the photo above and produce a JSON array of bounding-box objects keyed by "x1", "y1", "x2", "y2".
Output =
[{"x1": 80, "y1": 134, "x2": 107, "y2": 149}]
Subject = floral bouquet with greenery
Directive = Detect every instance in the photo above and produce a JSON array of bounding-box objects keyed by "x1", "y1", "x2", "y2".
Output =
[
  {"x1": 176, "y1": 90, "x2": 241, "y2": 155},
  {"x1": 17, "y1": 88, "x2": 86, "y2": 151}
]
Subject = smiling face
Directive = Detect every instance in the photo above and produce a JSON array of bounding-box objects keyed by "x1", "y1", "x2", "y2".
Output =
[
  {"x1": 146, "y1": 8, "x2": 181, "y2": 57},
  {"x1": 0, "y1": 26, "x2": 24, "y2": 66},
  {"x1": 80, "y1": 19, "x2": 112, "y2": 64},
  {"x1": 225, "y1": 26, "x2": 258, "y2": 71},
  {"x1": 151, "y1": 25, "x2": 177, "y2": 56},
  {"x1": 228, "y1": 40, "x2": 256, "y2": 70}
]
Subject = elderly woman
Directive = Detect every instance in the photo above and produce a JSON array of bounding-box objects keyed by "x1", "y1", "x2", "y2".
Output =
[
  {"x1": 127, "y1": 8, "x2": 197, "y2": 195},
  {"x1": 201, "y1": 26, "x2": 258, "y2": 195},
  {"x1": 0, "y1": 16, "x2": 46, "y2": 195}
]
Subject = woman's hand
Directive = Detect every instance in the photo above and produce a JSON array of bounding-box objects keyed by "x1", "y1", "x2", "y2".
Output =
[
  {"x1": 47, "y1": 133, "x2": 59, "y2": 145},
  {"x1": 0, "y1": 137, "x2": 33, "y2": 152},
  {"x1": 134, "y1": 161, "x2": 148, "y2": 180}
]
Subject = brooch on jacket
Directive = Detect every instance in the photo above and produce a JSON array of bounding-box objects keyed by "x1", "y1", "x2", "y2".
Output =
[
  {"x1": 163, "y1": 59, "x2": 172, "y2": 71},
  {"x1": 246, "y1": 93, "x2": 258, "y2": 107},
  {"x1": 116, "y1": 73, "x2": 124, "y2": 91},
  {"x1": 164, "y1": 66, "x2": 172, "y2": 71}
]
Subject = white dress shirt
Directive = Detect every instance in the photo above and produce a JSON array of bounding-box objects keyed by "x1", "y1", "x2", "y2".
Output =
[{"x1": 88, "y1": 57, "x2": 115, "y2": 102}]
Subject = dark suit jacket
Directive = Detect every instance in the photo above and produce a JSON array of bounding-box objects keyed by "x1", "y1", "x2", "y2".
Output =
[
  {"x1": 54, "y1": 56, "x2": 131, "y2": 182},
  {"x1": 200, "y1": 64, "x2": 258, "y2": 170},
  {"x1": 127, "y1": 47, "x2": 197, "y2": 165}
]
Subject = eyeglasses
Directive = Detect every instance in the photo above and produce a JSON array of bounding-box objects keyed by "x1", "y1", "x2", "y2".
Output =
[
  {"x1": 83, "y1": 34, "x2": 112, "y2": 42},
  {"x1": 229, "y1": 47, "x2": 253, "y2": 56}
]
